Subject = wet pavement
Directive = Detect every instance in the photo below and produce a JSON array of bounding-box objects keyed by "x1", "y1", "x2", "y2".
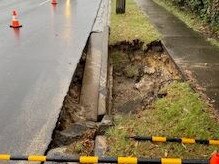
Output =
[
  {"x1": 137, "y1": 0, "x2": 219, "y2": 109},
  {"x1": 0, "y1": 0, "x2": 101, "y2": 156}
]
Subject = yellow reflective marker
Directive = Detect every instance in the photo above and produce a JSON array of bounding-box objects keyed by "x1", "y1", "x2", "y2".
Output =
[
  {"x1": 209, "y1": 140, "x2": 219, "y2": 145},
  {"x1": 118, "y1": 157, "x2": 137, "y2": 164},
  {"x1": 152, "y1": 136, "x2": 167, "y2": 142},
  {"x1": 0, "y1": 154, "x2": 10, "y2": 160},
  {"x1": 28, "y1": 155, "x2": 46, "y2": 161},
  {"x1": 161, "y1": 158, "x2": 182, "y2": 164},
  {"x1": 181, "y1": 138, "x2": 195, "y2": 144},
  {"x1": 80, "y1": 156, "x2": 98, "y2": 163}
]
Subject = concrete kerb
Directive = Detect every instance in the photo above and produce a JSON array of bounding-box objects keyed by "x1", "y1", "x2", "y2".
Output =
[
  {"x1": 80, "y1": 0, "x2": 110, "y2": 122},
  {"x1": 93, "y1": 0, "x2": 111, "y2": 122},
  {"x1": 80, "y1": 32, "x2": 103, "y2": 122},
  {"x1": 161, "y1": 40, "x2": 187, "y2": 81},
  {"x1": 79, "y1": 0, "x2": 111, "y2": 156},
  {"x1": 98, "y1": 27, "x2": 109, "y2": 120},
  {"x1": 89, "y1": 0, "x2": 187, "y2": 156},
  {"x1": 160, "y1": 40, "x2": 186, "y2": 82}
]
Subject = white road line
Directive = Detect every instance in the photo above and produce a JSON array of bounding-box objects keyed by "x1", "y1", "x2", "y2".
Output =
[{"x1": 39, "y1": 0, "x2": 50, "y2": 6}]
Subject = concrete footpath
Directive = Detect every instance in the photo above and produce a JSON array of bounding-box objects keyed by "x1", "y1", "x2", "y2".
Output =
[{"x1": 137, "y1": 0, "x2": 219, "y2": 109}]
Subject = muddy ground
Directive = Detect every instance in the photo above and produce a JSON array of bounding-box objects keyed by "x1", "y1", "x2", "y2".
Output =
[
  {"x1": 46, "y1": 39, "x2": 182, "y2": 157},
  {"x1": 110, "y1": 40, "x2": 181, "y2": 115},
  {"x1": 47, "y1": 50, "x2": 97, "y2": 157}
]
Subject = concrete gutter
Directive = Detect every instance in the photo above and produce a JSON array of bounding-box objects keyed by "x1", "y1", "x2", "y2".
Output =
[
  {"x1": 80, "y1": 0, "x2": 110, "y2": 122},
  {"x1": 79, "y1": 0, "x2": 113, "y2": 158},
  {"x1": 80, "y1": 0, "x2": 111, "y2": 157}
]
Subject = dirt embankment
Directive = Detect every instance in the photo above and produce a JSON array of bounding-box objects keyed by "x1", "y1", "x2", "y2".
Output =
[
  {"x1": 110, "y1": 40, "x2": 181, "y2": 115},
  {"x1": 46, "y1": 50, "x2": 98, "y2": 157},
  {"x1": 46, "y1": 39, "x2": 182, "y2": 158},
  {"x1": 105, "y1": 40, "x2": 219, "y2": 158}
]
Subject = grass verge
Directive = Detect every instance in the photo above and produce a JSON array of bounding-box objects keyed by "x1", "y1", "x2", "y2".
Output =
[
  {"x1": 106, "y1": 82, "x2": 219, "y2": 158},
  {"x1": 153, "y1": 0, "x2": 219, "y2": 48},
  {"x1": 109, "y1": 0, "x2": 160, "y2": 45},
  {"x1": 107, "y1": 0, "x2": 219, "y2": 158}
]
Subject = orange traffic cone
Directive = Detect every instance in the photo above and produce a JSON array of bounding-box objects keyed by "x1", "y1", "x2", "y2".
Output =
[
  {"x1": 10, "y1": 10, "x2": 22, "y2": 28},
  {"x1": 51, "y1": 0, "x2": 57, "y2": 4},
  {"x1": 210, "y1": 153, "x2": 219, "y2": 164}
]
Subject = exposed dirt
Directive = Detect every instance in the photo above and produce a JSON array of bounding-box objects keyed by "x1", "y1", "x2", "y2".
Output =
[
  {"x1": 110, "y1": 40, "x2": 181, "y2": 115},
  {"x1": 105, "y1": 40, "x2": 219, "y2": 158},
  {"x1": 65, "y1": 128, "x2": 96, "y2": 155},
  {"x1": 46, "y1": 39, "x2": 182, "y2": 157},
  {"x1": 47, "y1": 50, "x2": 96, "y2": 156},
  {"x1": 56, "y1": 53, "x2": 86, "y2": 131}
]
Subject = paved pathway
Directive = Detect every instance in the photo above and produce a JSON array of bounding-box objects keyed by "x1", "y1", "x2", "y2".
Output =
[{"x1": 137, "y1": 0, "x2": 219, "y2": 109}]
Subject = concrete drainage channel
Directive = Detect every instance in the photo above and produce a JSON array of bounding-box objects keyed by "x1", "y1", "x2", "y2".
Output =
[{"x1": 45, "y1": 0, "x2": 112, "y2": 162}]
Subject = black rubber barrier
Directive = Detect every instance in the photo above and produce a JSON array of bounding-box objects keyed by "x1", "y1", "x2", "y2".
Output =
[
  {"x1": 0, "y1": 155, "x2": 209, "y2": 163},
  {"x1": 128, "y1": 136, "x2": 219, "y2": 145}
]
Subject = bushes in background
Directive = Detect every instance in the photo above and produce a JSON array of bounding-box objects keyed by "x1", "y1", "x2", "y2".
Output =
[{"x1": 168, "y1": 0, "x2": 219, "y2": 28}]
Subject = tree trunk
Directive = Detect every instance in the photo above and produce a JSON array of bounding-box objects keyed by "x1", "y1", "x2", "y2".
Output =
[{"x1": 116, "y1": 0, "x2": 126, "y2": 14}]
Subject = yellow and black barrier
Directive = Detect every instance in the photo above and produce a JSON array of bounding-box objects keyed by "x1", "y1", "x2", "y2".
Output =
[
  {"x1": 0, "y1": 155, "x2": 210, "y2": 163},
  {"x1": 128, "y1": 136, "x2": 219, "y2": 145}
]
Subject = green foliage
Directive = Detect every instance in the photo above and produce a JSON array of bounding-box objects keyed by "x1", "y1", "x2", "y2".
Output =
[
  {"x1": 155, "y1": 0, "x2": 219, "y2": 47},
  {"x1": 106, "y1": 82, "x2": 219, "y2": 158},
  {"x1": 154, "y1": 82, "x2": 219, "y2": 138},
  {"x1": 166, "y1": 0, "x2": 219, "y2": 27}
]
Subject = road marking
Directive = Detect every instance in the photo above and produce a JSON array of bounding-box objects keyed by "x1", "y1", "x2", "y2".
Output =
[{"x1": 39, "y1": 0, "x2": 50, "y2": 6}]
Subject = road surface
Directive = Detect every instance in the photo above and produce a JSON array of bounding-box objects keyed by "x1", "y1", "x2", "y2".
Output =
[{"x1": 0, "y1": 0, "x2": 101, "y2": 156}]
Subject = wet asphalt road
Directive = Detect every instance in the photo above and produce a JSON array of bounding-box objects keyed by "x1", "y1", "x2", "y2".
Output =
[
  {"x1": 137, "y1": 0, "x2": 219, "y2": 109},
  {"x1": 0, "y1": 0, "x2": 101, "y2": 156}
]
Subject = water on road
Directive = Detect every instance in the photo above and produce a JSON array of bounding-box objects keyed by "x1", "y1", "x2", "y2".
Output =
[{"x1": 0, "y1": 0, "x2": 101, "y2": 155}]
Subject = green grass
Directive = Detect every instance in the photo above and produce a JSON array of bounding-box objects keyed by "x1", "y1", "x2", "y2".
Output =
[
  {"x1": 107, "y1": 0, "x2": 219, "y2": 158},
  {"x1": 153, "y1": 0, "x2": 219, "y2": 48},
  {"x1": 207, "y1": 38, "x2": 219, "y2": 48},
  {"x1": 106, "y1": 82, "x2": 219, "y2": 158},
  {"x1": 110, "y1": 0, "x2": 160, "y2": 44}
]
